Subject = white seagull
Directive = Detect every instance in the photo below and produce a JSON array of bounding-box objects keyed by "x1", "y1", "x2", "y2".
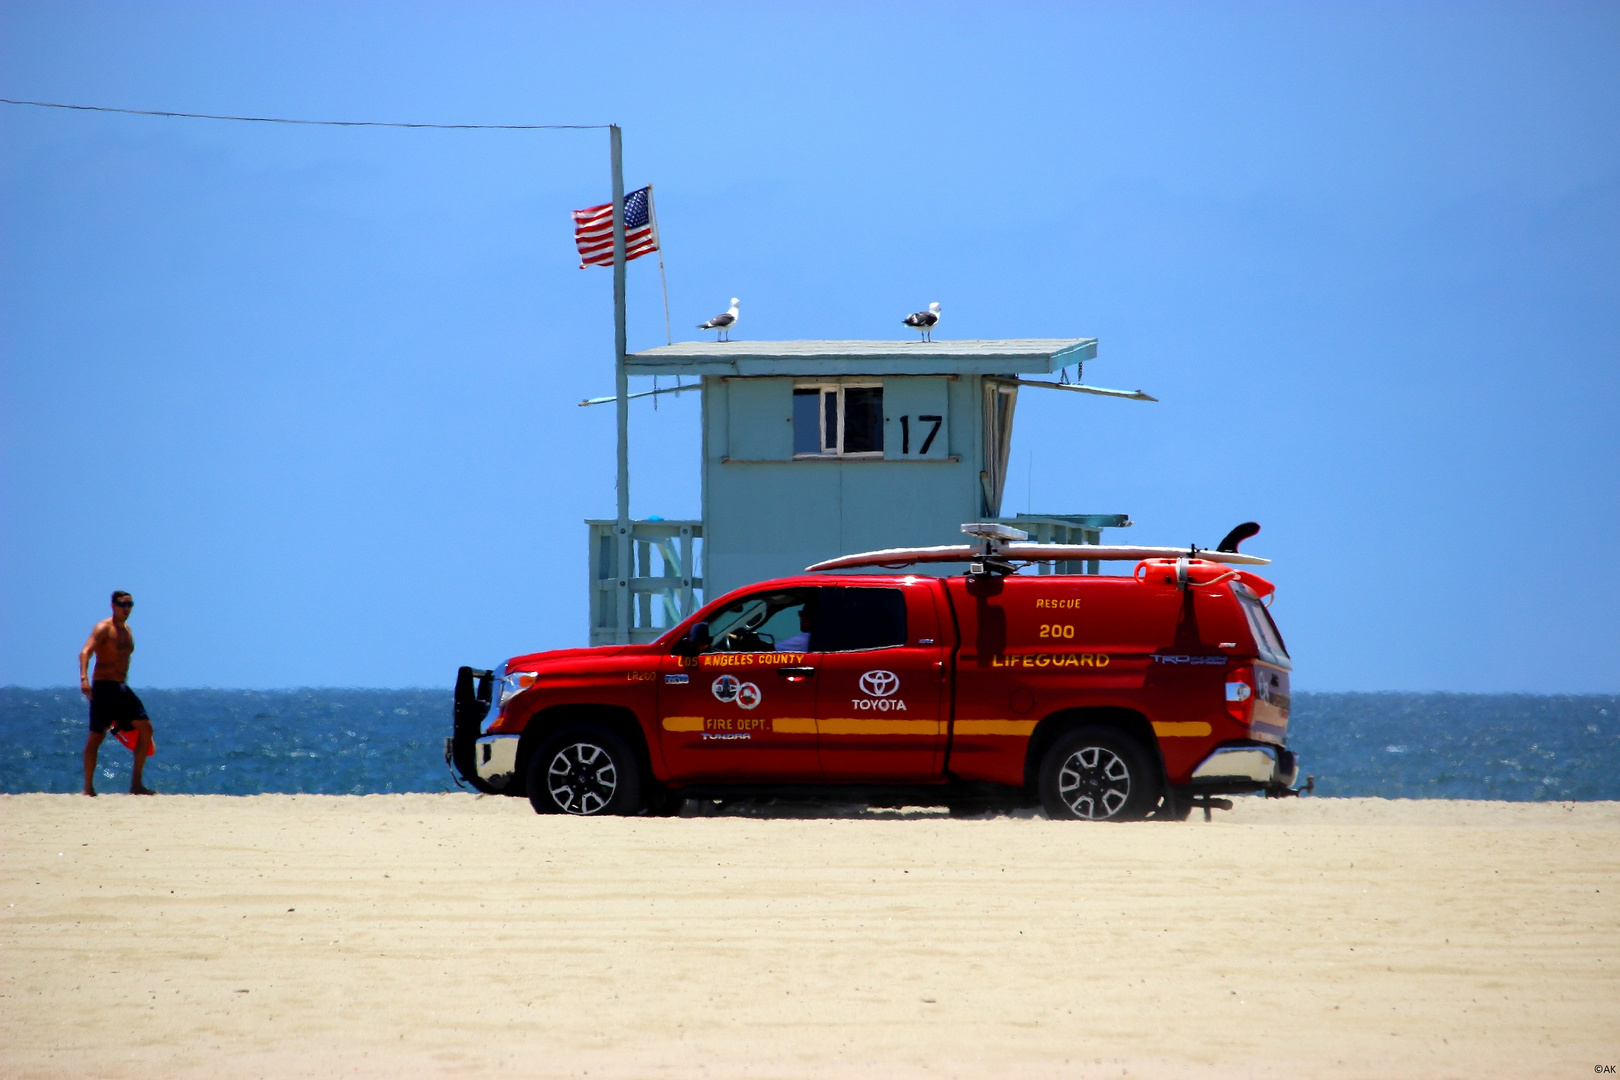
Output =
[
  {"x1": 903, "y1": 301, "x2": 941, "y2": 342},
  {"x1": 699, "y1": 298, "x2": 740, "y2": 341}
]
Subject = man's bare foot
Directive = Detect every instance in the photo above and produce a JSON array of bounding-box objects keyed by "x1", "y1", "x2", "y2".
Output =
[
  {"x1": 84, "y1": 786, "x2": 97, "y2": 797},
  {"x1": 130, "y1": 783, "x2": 156, "y2": 796}
]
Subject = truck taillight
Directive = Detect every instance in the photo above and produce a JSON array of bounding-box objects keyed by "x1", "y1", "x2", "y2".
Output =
[{"x1": 1225, "y1": 666, "x2": 1254, "y2": 723}]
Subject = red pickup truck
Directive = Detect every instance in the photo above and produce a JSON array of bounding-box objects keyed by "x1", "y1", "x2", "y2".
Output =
[{"x1": 449, "y1": 531, "x2": 1298, "y2": 821}]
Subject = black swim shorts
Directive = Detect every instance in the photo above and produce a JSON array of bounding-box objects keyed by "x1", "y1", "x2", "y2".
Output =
[{"x1": 89, "y1": 681, "x2": 148, "y2": 735}]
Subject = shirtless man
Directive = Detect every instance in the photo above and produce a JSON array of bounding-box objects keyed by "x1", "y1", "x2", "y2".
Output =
[{"x1": 79, "y1": 591, "x2": 155, "y2": 796}]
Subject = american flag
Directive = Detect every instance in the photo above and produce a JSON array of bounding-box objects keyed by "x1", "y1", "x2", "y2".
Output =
[{"x1": 573, "y1": 185, "x2": 659, "y2": 268}]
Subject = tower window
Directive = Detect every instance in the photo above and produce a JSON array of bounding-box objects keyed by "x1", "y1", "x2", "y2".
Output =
[{"x1": 793, "y1": 385, "x2": 884, "y2": 458}]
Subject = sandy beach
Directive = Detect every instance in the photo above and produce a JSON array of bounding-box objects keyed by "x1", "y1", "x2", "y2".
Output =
[{"x1": 2, "y1": 794, "x2": 1616, "y2": 1079}]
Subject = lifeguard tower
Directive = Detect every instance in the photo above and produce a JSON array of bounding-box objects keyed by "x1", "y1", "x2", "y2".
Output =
[{"x1": 587, "y1": 337, "x2": 1153, "y2": 645}]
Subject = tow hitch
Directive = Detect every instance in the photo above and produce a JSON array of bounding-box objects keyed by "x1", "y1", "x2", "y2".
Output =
[
  {"x1": 1175, "y1": 774, "x2": 1314, "y2": 822},
  {"x1": 1264, "y1": 774, "x2": 1316, "y2": 799}
]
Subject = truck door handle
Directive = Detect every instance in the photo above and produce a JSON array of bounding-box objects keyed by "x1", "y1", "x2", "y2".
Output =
[{"x1": 777, "y1": 667, "x2": 815, "y2": 681}]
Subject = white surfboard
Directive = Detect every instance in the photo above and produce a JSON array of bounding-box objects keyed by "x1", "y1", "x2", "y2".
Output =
[{"x1": 807, "y1": 543, "x2": 1269, "y2": 573}]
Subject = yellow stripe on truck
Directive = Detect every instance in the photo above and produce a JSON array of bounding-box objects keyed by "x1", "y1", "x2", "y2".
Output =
[
  {"x1": 817, "y1": 718, "x2": 943, "y2": 736},
  {"x1": 953, "y1": 720, "x2": 1038, "y2": 737},
  {"x1": 1152, "y1": 721, "x2": 1213, "y2": 737},
  {"x1": 662, "y1": 716, "x2": 820, "y2": 733},
  {"x1": 667, "y1": 716, "x2": 1205, "y2": 739}
]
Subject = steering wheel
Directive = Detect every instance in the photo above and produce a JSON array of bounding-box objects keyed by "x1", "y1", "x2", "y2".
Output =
[{"x1": 727, "y1": 630, "x2": 775, "y2": 653}]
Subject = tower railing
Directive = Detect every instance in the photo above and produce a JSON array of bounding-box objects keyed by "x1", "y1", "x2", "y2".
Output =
[
  {"x1": 992, "y1": 513, "x2": 1132, "y2": 575},
  {"x1": 587, "y1": 519, "x2": 703, "y2": 646}
]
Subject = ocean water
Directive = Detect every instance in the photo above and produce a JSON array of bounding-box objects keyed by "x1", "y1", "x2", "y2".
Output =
[
  {"x1": 0, "y1": 688, "x2": 449, "y2": 796},
  {"x1": 1, "y1": 687, "x2": 1616, "y2": 801}
]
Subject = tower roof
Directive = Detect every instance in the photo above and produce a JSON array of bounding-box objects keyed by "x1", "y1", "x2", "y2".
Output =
[{"x1": 625, "y1": 338, "x2": 1096, "y2": 377}]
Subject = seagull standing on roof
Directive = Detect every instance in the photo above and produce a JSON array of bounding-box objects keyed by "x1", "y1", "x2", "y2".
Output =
[
  {"x1": 699, "y1": 298, "x2": 739, "y2": 341},
  {"x1": 903, "y1": 301, "x2": 941, "y2": 342}
]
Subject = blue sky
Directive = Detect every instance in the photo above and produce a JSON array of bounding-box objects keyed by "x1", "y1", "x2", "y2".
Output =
[{"x1": 2, "y1": 1, "x2": 1616, "y2": 691}]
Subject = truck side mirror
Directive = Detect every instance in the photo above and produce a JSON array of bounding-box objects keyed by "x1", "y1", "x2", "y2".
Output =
[{"x1": 673, "y1": 621, "x2": 710, "y2": 656}]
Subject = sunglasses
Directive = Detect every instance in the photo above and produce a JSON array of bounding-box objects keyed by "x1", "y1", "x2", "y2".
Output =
[{"x1": 114, "y1": 600, "x2": 134, "y2": 609}]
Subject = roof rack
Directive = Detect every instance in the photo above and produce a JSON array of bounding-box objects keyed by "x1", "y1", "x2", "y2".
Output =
[{"x1": 805, "y1": 523, "x2": 1270, "y2": 573}]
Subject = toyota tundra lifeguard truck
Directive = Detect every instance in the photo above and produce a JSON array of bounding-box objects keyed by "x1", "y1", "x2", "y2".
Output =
[{"x1": 449, "y1": 523, "x2": 1300, "y2": 820}]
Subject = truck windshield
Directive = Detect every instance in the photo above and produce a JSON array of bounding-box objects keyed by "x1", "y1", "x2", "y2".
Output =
[{"x1": 1236, "y1": 592, "x2": 1290, "y2": 668}]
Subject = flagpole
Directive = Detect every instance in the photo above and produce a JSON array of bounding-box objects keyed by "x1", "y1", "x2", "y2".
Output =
[
  {"x1": 649, "y1": 186, "x2": 672, "y2": 346},
  {"x1": 611, "y1": 125, "x2": 631, "y2": 645}
]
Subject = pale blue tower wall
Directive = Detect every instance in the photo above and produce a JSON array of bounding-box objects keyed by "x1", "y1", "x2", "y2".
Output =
[
  {"x1": 701, "y1": 374, "x2": 988, "y2": 597},
  {"x1": 622, "y1": 338, "x2": 1099, "y2": 601}
]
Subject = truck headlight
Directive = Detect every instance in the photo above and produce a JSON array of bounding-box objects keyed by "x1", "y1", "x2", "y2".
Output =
[{"x1": 499, "y1": 670, "x2": 539, "y2": 706}]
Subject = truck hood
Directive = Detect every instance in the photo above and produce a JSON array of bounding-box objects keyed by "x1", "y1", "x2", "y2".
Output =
[{"x1": 504, "y1": 643, "x2": 645, "y2": 670}]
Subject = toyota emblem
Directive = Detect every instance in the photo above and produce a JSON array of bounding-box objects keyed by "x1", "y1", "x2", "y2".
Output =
[{"x1": 859, "y1": 670, "x2": 900, "y2": 697}]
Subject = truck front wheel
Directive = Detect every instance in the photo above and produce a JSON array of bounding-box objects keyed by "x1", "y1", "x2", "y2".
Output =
[
  {"x1": 1038, "y1": 726, "x2": 1158, "y2": 821},
  {"x1": 527, "y1": 725, "x2": 644, "y2": 816}
]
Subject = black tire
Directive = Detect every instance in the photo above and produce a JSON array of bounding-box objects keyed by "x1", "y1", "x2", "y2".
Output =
[
  {"x1": 526, "y1": 725, "x2": 644, "y2": 816},
  {"x1": 644, "y1": 785, "x2": 686, "y2": 817},
  {"x1": 1154, "y1": 789, "x2": 1194, "y2": 821},
  {"x1": 1037, "y1": 726, "x2": 1158, "y2": 821}
]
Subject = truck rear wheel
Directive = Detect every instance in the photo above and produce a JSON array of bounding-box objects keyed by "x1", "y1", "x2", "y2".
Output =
[
  {"x1": 1038, "y1": 726, "x2": 1158, "y2": 821},
  {"x1": 527, "y1": 725, "x2": 644, "y2": 816}
]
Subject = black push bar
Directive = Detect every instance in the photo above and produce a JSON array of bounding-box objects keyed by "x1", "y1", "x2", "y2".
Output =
[{"x1": 448, "y1": 666, "x2": 498, "y2": 794}]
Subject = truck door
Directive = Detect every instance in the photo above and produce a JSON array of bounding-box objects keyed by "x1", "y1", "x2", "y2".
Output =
[
  {"x1": 656, "y1": 587, "x2": 821, "y2": 782},
  {"x1": 814, "y1": 583, "x2": 947, "y2": 780}
]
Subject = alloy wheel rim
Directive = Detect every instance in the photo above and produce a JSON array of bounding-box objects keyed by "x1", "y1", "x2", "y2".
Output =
[
  {"x1": 1057, "y1": 745, "x2": 1130, "y2": 819},
  {"x1": 547, "y1": 742, "x2": 618, "y2": 815}
]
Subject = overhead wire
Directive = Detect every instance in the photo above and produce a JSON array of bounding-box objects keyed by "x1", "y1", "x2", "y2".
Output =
[
  {"x1": 0, "y1": 97, "x2": 607, "y2": 130},
  {"x1": 5, "y1": 96, "x2": 682, "y2": 412}
]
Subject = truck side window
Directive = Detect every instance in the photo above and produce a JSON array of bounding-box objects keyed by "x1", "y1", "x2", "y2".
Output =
[
  {"x1": 812, "y1": 587, "x2": 907, "y2": 652},
  {"x1": 1236, "y1": 594, "x2": 1290, "y2": 667},
  {"x1": 703, "y1": 589, "x2": 817, "y2": 653}
]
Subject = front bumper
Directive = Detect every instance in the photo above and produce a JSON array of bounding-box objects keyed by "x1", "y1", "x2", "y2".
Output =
[
  {"x1": 1186, "y1": 743, "x2": 1299, "y2": 793},
  {"x1": 474, "y1": 735, "x2": 520, "y2": 787}
]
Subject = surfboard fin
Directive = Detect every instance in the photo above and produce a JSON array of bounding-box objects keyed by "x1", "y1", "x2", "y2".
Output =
[{"x1": 1217, "y1": 522, "x2": 1261, "y2": 553}]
